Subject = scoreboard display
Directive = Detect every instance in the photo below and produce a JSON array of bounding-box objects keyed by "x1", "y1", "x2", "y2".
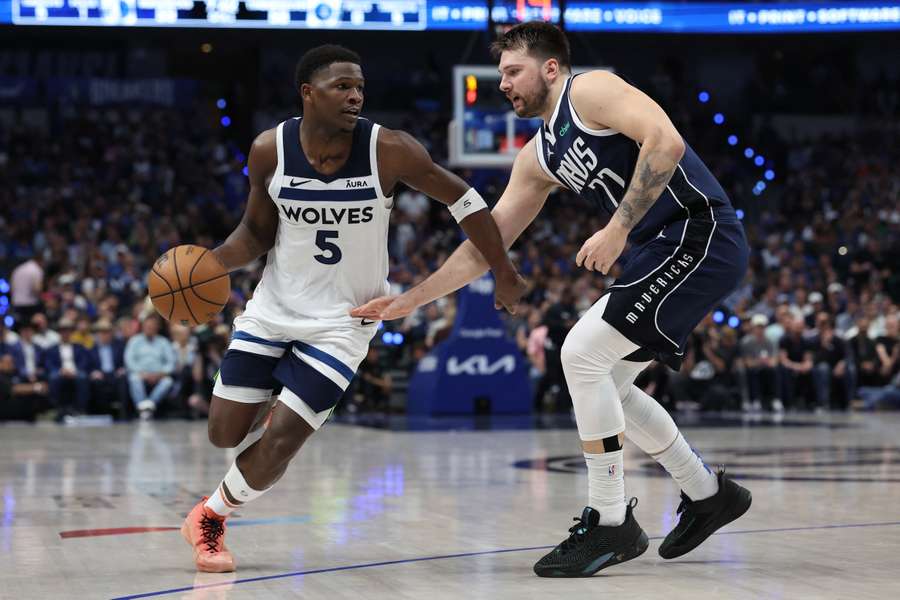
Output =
[{"x1": 490, "y1": 0, "x2": 559, "y2": 24}]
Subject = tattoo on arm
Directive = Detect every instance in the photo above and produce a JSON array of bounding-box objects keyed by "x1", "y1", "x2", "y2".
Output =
[{"x1": 614, "y1": 149, "x2": 677, "y2": 230}]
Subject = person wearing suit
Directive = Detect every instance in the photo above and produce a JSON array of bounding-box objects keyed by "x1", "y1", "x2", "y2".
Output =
[
  {"x1": 8, "y1": 321, "x2": 50, "y2": 418},
  {"x1": 88, "y1": 320, "x2": 128, "y2": 416},
  {"x1": 44, "y1": 319, "x2": 91, "y2": 420}
]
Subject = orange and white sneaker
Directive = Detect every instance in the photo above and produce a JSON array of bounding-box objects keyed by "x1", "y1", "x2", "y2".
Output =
[{"x1": 181, "y1": 497, "x2": 236, "y2": 573}]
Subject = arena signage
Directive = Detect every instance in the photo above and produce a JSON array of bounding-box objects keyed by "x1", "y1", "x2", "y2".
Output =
[{"x1": 407, "y1": 274, "x2": 531, "y2": 415}]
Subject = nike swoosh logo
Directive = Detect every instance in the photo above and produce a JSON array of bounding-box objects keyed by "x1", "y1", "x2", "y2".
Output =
[
  {"x1": 360, "y1": 318, "x2": 376, "y2": 326},
  {"x1": 289, "y1": 179, "x2": 311, "y2": 187}
]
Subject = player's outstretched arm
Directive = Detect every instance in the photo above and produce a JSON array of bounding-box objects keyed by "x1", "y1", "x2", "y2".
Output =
[
  {"x1": 212, "y1": 129, "x2": 279, "y2": 272},
  {"x1": 570, "y1": 71, "x2": 686, "y2": 273},
  {"x1": 352, "y1": 137, "x2": 555, "y2": 321},
  {"x1": 378, "y1": 128, "x2": 527, "y2": 313}
]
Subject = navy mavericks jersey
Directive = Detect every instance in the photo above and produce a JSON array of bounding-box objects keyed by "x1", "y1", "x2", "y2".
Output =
[{"x1": 536, "y1": 74, "x2": 735, "y2": 244}]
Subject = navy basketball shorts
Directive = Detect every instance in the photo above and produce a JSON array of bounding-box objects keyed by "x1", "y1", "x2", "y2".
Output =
[
  {"x1": 602, "y1": 215, "x2": 749, "y2": 370},
  {"x1": 212, "y1": 312, "x2": 375, "y2": 429}
]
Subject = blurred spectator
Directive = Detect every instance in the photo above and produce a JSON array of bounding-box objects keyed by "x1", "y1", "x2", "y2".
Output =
[
  {"x1": 539, "y1": 288, "x2": 577, "y2": 411},
  {"x1": 806, "y1": 292, "x2": 826, "y2": 328},
  {"x1": 44, "y1": 319, "x2": 91, "y2": 420},
  {"x1": 88, "y1": 320, "x2": 127, "y2": 416},
  {"x1": 10, "y1": 254, "x2": 44, "y2": 322},
  {"x1": 700, "y1": 326, "x2": 741, "y2": 410},
  {"x1": 10, "y1": 321, "x2": 46, "y2": 387},
  {"x1": 523, "y1": 310, "x2": 549, "y2": 406},
  {"x1": 188, "y1": 324, "x2": 232, "y2": 416},
  {"x1": 124, "y1": 315, "x2": 176, "y2": 420},
  {"x1": 348, "y1": 346, "x2": 392, "y2": 413},
  {"x1": 0, "y1": 320, "x2": 19, "y2": 357},
  {"x1": 0, "y1": 352, "x2": 41, "y2": 421},
  {"x1": 170, "y1": 323, "x2": 199, "y2": 415},
  {"x1": 741, "y1": 314, "x2": 782, "y2": 412},
  {"x1": 71, "y1": 315, "x2": 96, "y2": 350},
  {"x1": 875, "y1": 315, "x2": 900, "y2": 384},
  {"x1": 779, "y1": 317, "x2": 814, "y2": 409},
  {"x1": 30, "y1": 313, "x2": 61, "y2": 349},
  {"x1": 809, "y1": 312, "x2": 850, "y2": 410},
  {"x1": 848, "y1": 313, "x2": 881, "y2": 389},
  {"x1": 765, "y1": 305, "x2": 792, "y2": 347}
]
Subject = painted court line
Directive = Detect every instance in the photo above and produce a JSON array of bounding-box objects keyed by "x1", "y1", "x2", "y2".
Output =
[
  {"x1": 111, "y1": 520, "x2": 900, "y2": 600},
  {"x1": 61, "y1": 515, "x2": 312, "y2": 539}
]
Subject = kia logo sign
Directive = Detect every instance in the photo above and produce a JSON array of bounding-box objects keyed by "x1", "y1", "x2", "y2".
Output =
[{"x1": 447, "y1": 355, "x2": 516, "y2": 376}]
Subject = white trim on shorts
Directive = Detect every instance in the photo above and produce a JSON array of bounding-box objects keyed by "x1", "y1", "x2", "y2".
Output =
[
  {"x1": 277, "y1": 387, "x2": 333, "y2": 431},
  {"x1": 212, "y1": 377, "x2": 273, "y2": 404}
]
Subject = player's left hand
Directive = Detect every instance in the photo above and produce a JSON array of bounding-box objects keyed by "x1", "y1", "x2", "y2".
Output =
[
  {"x1": 351, "y1": 295, "x2": 419, "y2": 321},
  {"x1": 493, "y1": 270, "x2": 529, "y2": 315},
  {"x1": 576, "y1": 223, "x2": 628, "y2": 274}
]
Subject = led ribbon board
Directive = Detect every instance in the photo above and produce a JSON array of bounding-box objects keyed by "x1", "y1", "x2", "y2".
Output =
[{"x1": 3, "y1": 1, "x2": 899, "y2": 31}]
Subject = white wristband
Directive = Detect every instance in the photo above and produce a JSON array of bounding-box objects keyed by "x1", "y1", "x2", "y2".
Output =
[{"x1": 448, "y1": 188, "x2": 488, "y2": 223}]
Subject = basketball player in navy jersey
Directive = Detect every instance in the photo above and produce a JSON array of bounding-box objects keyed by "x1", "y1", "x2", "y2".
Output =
[
  {"x1": 181, "y1": 45, "x2": 527, "y2": 572},
  {"x1": 353, "y1": 23, "x2": 752, "y2": 577}
]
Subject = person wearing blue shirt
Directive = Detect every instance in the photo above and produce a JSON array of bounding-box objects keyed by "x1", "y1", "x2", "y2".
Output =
[{"x1": 124, "y1": 314, "x2": 176, "y2": 420}]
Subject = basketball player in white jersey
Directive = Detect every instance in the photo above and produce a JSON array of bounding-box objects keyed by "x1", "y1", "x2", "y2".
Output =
[
  {"x1": 353, "y1": 23, "x2": 751, "y2": 577},
  {"x1": 181, "y1": 45, "x2": 527, "y2": 572}
]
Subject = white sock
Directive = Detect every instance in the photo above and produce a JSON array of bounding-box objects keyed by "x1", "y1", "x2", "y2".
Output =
[
  {"x1": 585, "y1": 450, "x2": 626, "y2": 526},
  {"x1": 652, "y1": 433, "x2": 719, "y2": 501},
  {"x1": 204, "y1": 461, "x2": 269, "y2": 517}
]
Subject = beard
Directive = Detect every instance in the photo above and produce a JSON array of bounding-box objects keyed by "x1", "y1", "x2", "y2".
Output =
[{"x1": 514, "y1": 78, "x2": 550, "y2": 118}]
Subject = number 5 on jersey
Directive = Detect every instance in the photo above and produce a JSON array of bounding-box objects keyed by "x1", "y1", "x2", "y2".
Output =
[{"x1": 314, "y1": 230, "x2": 342, "y2": 265}]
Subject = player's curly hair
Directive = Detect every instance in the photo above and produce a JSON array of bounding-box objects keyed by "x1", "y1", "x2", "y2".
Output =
[
  {"x1": 490, "y1": 21, "x2": 571, "y2": 70},
  {"x1": 294, "y1": 44, "x2": 362, "y2": 93}
]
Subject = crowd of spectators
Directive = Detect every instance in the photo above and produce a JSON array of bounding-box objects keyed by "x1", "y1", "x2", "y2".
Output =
[{"x1": 1, "y1": 98, "x2": 897, "y2": 421}]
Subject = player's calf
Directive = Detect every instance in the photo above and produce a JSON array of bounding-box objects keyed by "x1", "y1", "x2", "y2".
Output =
[{"x1": 207, "y1": 395, "x2": 269, "y2": 448}]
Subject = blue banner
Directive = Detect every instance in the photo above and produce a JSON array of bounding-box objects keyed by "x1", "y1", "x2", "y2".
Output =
[
  {"x1": 4, "y1": 1, "x2": 899, "y2": 32},
  {"x1": 407, "y1": 274, "x2": 532, "y2": 416},
  {"x1": 565, "y1": 2, "x2": 900, "y2": 33}
]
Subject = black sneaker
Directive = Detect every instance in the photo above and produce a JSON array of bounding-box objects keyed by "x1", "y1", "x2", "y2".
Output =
[
  {"x1": 658, "y1": 468, "x2": 752, "y2": 559},
  {"x1": 534, "y1": 498, "x2": 649, "y2": 577}
]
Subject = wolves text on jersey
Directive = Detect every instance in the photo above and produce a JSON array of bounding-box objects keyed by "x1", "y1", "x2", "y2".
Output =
[{"x1": 279, "y1": 205, "x2": 375, "y2": 225}]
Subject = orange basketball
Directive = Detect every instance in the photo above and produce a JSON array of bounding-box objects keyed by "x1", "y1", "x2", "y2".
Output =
[{"x1": 148, "y1": 245, "x2": 230, "y2": 327}]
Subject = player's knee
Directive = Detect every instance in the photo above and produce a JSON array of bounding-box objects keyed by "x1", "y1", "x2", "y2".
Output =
[
  {"x1": 561, "y1": 323, "x2": 614, "y2": 376},
  {"x1": 208, "y1": 420, "x2": 243, "y2": 449},
  {"x1": 560, "y1": 327, "x2": 589, "y2": 370},
  {"x1": 262, "y1": 430, "x2": 305, "y2": 465}
]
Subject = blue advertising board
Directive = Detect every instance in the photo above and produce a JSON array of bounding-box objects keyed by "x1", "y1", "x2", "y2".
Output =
[{"x1": 407, "y1": 274, "x2": 532, "y2": 416}]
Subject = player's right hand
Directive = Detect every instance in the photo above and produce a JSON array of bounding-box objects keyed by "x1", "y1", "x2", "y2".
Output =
[
  {"x1": 493, "y1": 271, "x2": 529, "y2": 315},
  {"x1": 350, "y1": 295, "x2": 417, "y2": 321}
]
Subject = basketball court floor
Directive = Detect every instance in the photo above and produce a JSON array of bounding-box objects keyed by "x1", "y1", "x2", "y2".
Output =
[{"x1": 1, "y1": 412, "x2": 898, "y2": 599}]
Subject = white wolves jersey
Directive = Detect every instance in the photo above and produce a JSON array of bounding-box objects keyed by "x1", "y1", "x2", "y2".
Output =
[{"x1": 247, "y1": 116, "x2": 392, "y2": 328}]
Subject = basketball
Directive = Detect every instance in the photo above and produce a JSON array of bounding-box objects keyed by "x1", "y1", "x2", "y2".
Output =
[{"x1": 148, "y1": 245, "x2": 230, "y2": 327}]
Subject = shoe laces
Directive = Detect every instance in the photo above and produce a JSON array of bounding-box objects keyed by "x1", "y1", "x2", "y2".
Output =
[
  {"x1": 199, "y1": 514, "x2": 225, "y2": 553},
  {"x1": 559, "y1": 516, "x2": 591, "y2": 553}
]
